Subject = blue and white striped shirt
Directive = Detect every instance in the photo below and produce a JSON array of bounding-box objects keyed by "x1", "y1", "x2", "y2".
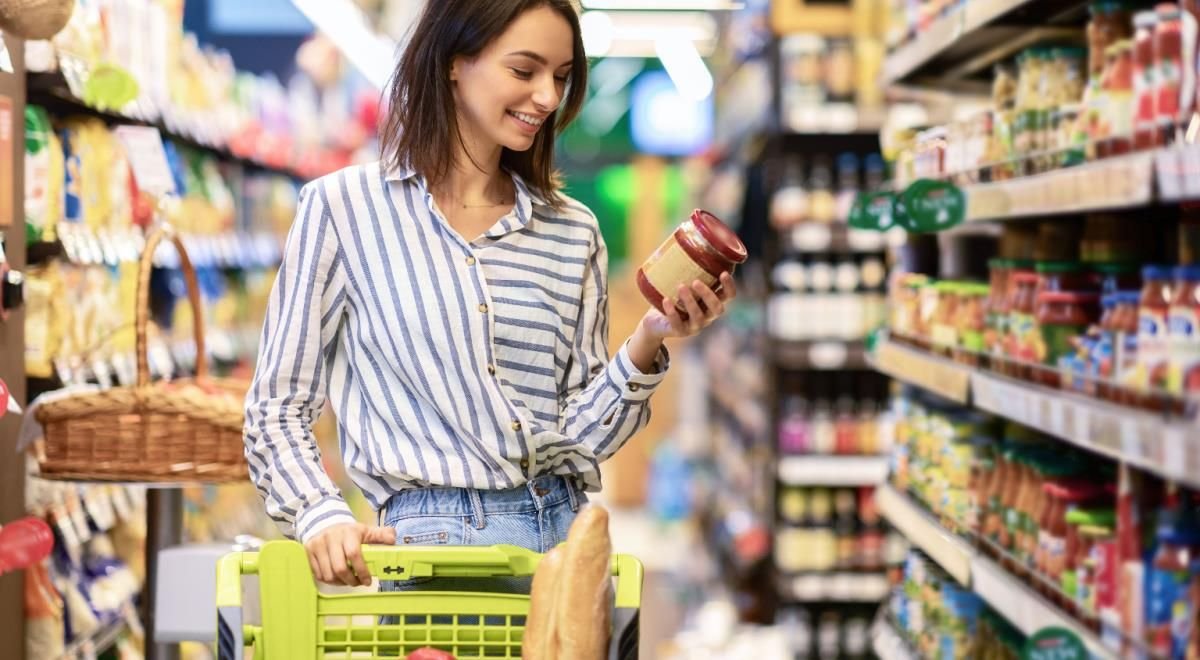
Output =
[{"x1": 244, "y1": 161, "x2": 669, "y2": 542}]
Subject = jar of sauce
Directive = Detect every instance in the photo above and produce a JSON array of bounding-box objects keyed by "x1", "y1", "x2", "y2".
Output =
[
  {"x1": 1167, "y1": 264, "x2": 1200, "y2": 395},
  {"x1": 637, "y1": 209, "x2": 747, "y2": 317},
  {"x1": 1036, "y1": 291, "x2": 1102, "y2": 387},
  {"x1": 1007, "y1": 272, "x2": 1042, "y2": 379},
  {"x1": 1100, "y1": 40, "x2": 1136, "y2": 158},
  {"x1": 986, "y1": 260, "x2": 1011, "y2": 357},
  {"x1": 1089, "y1": 2, "x2": 1135, "y2": 78},
  {"x1": 1155, "y1": 4, "x2": 1186, "y2": 144},
  {"x1": 1111, "y1": 291, "x2": 1143, "y2": 405},
  {"x1": 1138, "y1": 265, "x2": 1174, "y2": 405},
  {"x1": 1133, "y1": 11, "x2": 1161, "y2": 150},
  {"x1": 1036, "y1": 260, "x2": 1097, "y2": 297}
]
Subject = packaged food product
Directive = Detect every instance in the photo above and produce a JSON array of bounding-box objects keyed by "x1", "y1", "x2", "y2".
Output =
[
  {"x1": 986, "y1": 259, "x2": 1014, "y2": 356},
  {"x1": 1036, "y1": 261, "x2": 1096, "y2": 298},
  {"x1": 1101, "y1": 40, "x2": 1136, "y2": 158},
  {"x1": 1036, "y1": 291, "x2": 1101, "y2": 387},
  {"x1": 956, "y1": 283, "x2": 988, "y2": 360},
  {"x1": 1147, "y1": 507, "x2": 1200, "y2": 658},
  {"x1": 1006, "y1": 271, "x2": 1041, "y2": 377},
  {"x1": 1094, "y1": 261, "x2": 1142, "y2": 294},
  {"x1": 1111, "y1": 291, "x2": 1143, "y2": 404},
  {"x1": 1137, "y1": 265, "x2": 1174, "y2": 396},
  {"x1": 1133, "y1": 11, "x2": 1162, "y2": 150},
  {"x1": 637, "y1": 209, "x2": 747, "y2": 317},
  {"x1": 1167, "y1": 265, "x2": 1200, "y2": 395},
  {"x1": 930, "y1": 281, "x2": 962, "y2": 353},
  {"x1": 1089, "y1": 2, "x2": 1136, "y2": 77}
]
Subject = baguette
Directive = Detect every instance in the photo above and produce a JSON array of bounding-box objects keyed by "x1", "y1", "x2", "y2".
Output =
[
  {"x1": 554, "y1": 505, "x2": 612, "y2": 660},
  {"x1": 523, "y1": 546, "x2": 563, "y2": 660}
]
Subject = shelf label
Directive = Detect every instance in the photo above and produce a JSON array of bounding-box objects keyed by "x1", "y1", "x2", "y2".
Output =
[
  {"x1": 849, "y1": 191, "x2": 897, "y2": 232},
  {"x1": 1023, "y1": 627, "x2": 1087, "y2": 660},
  {"x1": 114, "y1": 126, "x2": 176, "y2": 198},
  {"x1": 898, "y1": 179, "x2": 965, "y2": 233},
  {"x1": 876, "y1": 340, "x2": 970, "y2": 402}
]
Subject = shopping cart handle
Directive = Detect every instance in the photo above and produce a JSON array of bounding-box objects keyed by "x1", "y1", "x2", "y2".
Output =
[{"x1": 360, "y1": 543, "x2": 543, "y2": 579}]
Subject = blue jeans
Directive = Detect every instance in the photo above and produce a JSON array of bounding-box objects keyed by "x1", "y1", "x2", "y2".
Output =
[{"x1": 378, "y1": 474, "x2": 585, "y2": 594}]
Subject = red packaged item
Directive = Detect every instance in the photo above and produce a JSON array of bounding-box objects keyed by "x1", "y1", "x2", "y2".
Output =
[
  {"x1": 1134, "y1": 11, "x2": 1161, "y2": 150},
  {"x1": 1138, "y1": 265, "x2": 1174, "y2": 404}
]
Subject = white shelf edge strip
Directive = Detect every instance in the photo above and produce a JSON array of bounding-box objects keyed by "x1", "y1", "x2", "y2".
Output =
[
  {"x1": 778, "y1": 455, "x2": 890, "y2": 486},
  {"x1": 971, "y1": 555, "x2": 1116, "y2": 660},
  {"x1": 786, "y1": 572, "x2": 891, "y2": 602},
  {"x1": 876, "y1": 484, "x2": 973, "y2": 585}
]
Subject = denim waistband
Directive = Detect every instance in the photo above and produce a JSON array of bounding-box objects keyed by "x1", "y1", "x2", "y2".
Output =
[{"x1": 379, "y1": 474, "x2": 581, "y2": 530}]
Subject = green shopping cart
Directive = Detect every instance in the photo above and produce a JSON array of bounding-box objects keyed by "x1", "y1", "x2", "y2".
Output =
[{"x1": 215, "y1": 540, "x2": 643, "y2": 659}]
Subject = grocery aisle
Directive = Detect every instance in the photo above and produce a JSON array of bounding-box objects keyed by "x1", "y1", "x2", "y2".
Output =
[{"x1": 2, "y1": 0, "x2": 1200, "y2": 659}]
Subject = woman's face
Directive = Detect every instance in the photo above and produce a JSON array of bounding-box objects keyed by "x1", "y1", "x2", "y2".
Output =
[{"x1": 451, "y1": 6, "x2": 575, "y2": 156}]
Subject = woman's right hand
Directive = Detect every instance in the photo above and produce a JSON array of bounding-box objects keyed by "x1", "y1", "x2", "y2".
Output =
[{"x1": 304, "y1": 522, "x2": 395, "y2": 586}]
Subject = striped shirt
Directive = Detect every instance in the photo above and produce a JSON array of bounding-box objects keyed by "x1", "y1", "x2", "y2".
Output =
[{"x1": 244, "y1": 161, "x2": 670, "y2": 542}]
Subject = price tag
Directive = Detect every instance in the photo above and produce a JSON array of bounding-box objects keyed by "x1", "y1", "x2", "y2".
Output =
[
  {"x1": 1119, "y1": 417, "x2": 1142, "y2": 461},
  {"x1": 1162, "y1": 427, "x2": 1187, "y2": 482},
  {"x1": 114, "y1": 126, "x2": 177, "y2": 198}
]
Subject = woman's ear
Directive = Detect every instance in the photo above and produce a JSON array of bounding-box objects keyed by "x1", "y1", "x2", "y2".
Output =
[{"x1": 449, "y1": 56, "x2": 461, "y2": 82}]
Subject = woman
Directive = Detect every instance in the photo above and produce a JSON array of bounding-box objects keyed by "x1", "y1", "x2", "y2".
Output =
[{"x1": 244, "y1": 0, "x2": 736, "y2": 588}]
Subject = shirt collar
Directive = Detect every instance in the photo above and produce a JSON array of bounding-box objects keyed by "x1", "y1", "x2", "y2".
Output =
[{"x1": 384, "y1": 161, "x2": 545, "y2": 236}]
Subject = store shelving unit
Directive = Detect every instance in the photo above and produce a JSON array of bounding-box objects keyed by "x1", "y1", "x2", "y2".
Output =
[
  {"x1": 777, "y1": 571, "x2": 891, "y2": 603},
  {"x1": 871, "y1": 336, "x2": 1200, "y2": 490},
  {"x1": 882, "y1": 0, "x2": 1087, "y2": 89},
  {"x1": 26, "y1": 71, "x2": 304, "y2": 180},
  {"x1": 772, "y1": 339, "x2": 869, "y2": 371},
  {"x1": 777, "y1": 454, "x2": 889, "y2": 487},
  {"x1": 876, "y1": 484, "x2": 1115, "y2": 659}
]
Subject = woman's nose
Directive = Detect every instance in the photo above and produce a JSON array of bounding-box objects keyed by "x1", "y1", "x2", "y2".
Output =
[{"x1": 532, "y1": 75, "x2": 561, "y2": 111}]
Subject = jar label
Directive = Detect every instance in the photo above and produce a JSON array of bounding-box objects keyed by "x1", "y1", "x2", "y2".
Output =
[
  {"x1": 1167, "y1": 306, "x2": 1200, "y2": 393},
  {"x1": 642, "y1": 241, "x2": 717, "y2": 299}
]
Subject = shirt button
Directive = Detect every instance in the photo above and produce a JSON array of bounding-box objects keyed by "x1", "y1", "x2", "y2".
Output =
[
  {"x1": 519, "y1": 459, "x2": 530, "y2": 470},
  {"x1": 627, "y1": 383, "x2": 641, "y2": 392},
  {"x1": 465, "y1": 256, "x2": 476, "y2": 266},
  {"x1": 478, "y1": 303, "x2": 489, "y2": 314},
  {"x1": 487, "y1": 364, "x2": 496, "y2": 375},
  {"x1": 511, "y1": 420, "x2": 522, "y2": 432}
]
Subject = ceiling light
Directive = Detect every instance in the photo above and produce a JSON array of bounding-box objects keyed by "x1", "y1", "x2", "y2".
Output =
[
  {"x1": 291, "y1": 0, "x2": 397, "y2": 89},
  {"x1": 581, "y1": 10, "x2": 717, "y2": 58},
  {"x1": 655, "y1": 36, "x2": 713, "y2": 101}
]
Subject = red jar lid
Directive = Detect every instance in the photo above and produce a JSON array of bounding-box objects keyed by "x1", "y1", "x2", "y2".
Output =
[{"x1": 691, "y1": 210, "x2": 747, "y2": 264}]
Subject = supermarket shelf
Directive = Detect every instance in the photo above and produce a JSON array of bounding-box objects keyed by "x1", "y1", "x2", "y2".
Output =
[
  {"x1": 869, "y1": 338, "x2": 970, "y2": 403},
  {"x1": 783, "y1": 223, "x2": 892, "y2": 254},
  {"x1": 778, "y1": 454, "x2": 889, "y2": 486},
  {"x1": 882, "y1": 0, "x2": 1085, "y2": 88},
  {"x1": 871, "y1": 617, "x2": 916, "y2": 660},
  {"x1": 27, "y1": 71, "x2": 305, "y2": 179},
  {"x1": 876, "y1": 484, "x2": 972, "y2": 585},
  {"x1": 964, "y1": 150, "x2": 1156, "y2": 221},
  {"x1": 773, "y1": 339, "x2": 868, "y2": 371},
  {"x1": 778, "y1": 572, "x2": 890, "y2": 602},
  {"x1": 871, "y1": 337, "x2": 1200, "y2": 490},
  {"x1": 876, "y1": 485, "x2": 1115, "y2": 659}
]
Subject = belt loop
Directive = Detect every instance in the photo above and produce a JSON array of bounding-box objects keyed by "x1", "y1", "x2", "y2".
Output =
[
  {"x1": 565, "y1": 477, "x2": 580, "y2": 513},
  {"x1": 468, "y1": 488, "x2": 486, "y2": 530}
]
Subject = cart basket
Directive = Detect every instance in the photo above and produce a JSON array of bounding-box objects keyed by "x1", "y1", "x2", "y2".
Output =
[{"x1": 215, "y1": 540, "x2": 642, "y2": 660}]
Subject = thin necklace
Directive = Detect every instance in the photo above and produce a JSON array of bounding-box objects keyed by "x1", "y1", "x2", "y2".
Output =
[{"x1": 461, "y1": 197, "x2": 513, "y2": 209}]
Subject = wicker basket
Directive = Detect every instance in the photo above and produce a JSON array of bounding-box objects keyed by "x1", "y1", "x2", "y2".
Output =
[
  {"x1": 34, "y1": 225, "x2": 249, "y2": 483},
  {"x1": 0, "y1": 0, "x2": 75, "y2": 40}
]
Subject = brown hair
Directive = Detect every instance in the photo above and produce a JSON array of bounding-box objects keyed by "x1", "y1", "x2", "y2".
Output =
[{"x1": 380, "y1": 0, "x2": 587, "y2": 209}]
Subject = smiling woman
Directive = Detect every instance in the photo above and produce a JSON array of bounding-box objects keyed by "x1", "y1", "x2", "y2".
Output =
[
  {"x1": 244, "y1": 0, "x2": 738, "y2": 595},
  {"x1": 380, "y1": 0, "x2": 589, "y2": 211}
]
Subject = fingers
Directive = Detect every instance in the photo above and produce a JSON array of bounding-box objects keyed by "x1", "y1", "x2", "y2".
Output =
[
  {"x1": 693, "y1": 281, "x2": 724, "y2": 320},
  {"x1": 343, "y1": 533, "x2": 372, "y2": 586},
  {"x1": 308, "y1": 538, "x2": 335, "y2": 584},
  {"x1": 661, "y1": 297, "x2": 689, "y2": 335},
  {"x1": 677, "y1": 284, "x2": 704, "y2": 330},
  {"x1": 365, "y1": 525, "x2": 397, "y2": 545},
  {"x1": 327, "y1": 537, "x2": 357, "y2": 586},
  {"x1": 718, "y1": 272, "x2": 737, "y2": 302}
]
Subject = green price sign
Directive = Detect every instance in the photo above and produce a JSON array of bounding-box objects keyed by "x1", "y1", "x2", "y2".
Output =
[
  {"x1": 847, "y1": 191, "x2": 897, "y2": 232},
  {"x1": 1022, "y1": 626, "x2": 1087, "y2": 660},
  {"x1": 897, "y1": 179, "x2": 965, "y2": 233}
]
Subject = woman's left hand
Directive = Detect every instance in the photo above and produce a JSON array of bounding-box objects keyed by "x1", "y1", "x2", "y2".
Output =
[{"x1": 639, "y1": 272, "x2": 737, "y2": 341}]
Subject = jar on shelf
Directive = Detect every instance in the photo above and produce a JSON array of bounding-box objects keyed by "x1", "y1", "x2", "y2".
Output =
[
  {"x1": 1133, "y1": 11, "x2": 1161, "y2": 150},
  {"x1": 1088, "y1": 1, "x2": 1135, "y2": 77}
]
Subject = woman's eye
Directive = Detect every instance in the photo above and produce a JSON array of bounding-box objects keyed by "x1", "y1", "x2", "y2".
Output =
[
  {"x1": 511, "y1": 68, "x2": 532, "y2": 79},
  {"x1": 555, "y1": 75, "x2": 569, "y2": 84}
]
